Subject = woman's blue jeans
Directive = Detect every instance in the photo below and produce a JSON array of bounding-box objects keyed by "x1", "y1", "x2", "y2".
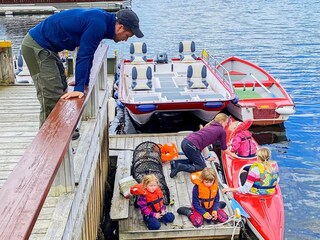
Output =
[{"x1": 181, "y1": 138, "x2": 207, "y2": 171}]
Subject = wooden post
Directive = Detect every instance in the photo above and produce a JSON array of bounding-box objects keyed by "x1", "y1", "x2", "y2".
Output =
[
  {"x1": 0, "y1": 40, "x2": 15, "y2": 85},
  {"x1": 49, "y1": 144, "x2": 75, "y2": 196}
]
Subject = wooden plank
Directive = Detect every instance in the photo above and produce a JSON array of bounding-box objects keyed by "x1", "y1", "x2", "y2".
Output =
[
  {"x1": 74, "y1": 120, "x2": 96, "y2": 183},
  {"x1": 0, "y1": 109, "x2": 39, "y2": 114},
  {"x1": 42, "y1": 194, "x2": 73, "y2": 239},
  {"x1": 0, "y1": 127, "x2": 38, "y2": 134},
  {"x1": 162, "y1": 160, "x2": 185, "y2": 228},
  {"x1": 0, "y1": 156, "x2": 22, "y2": 163},
  {"x1": 0, "y1": 114, "x2": 39, "y2": 122},
  {"x1": 0, "y1": 121, "x2": 38, "y2": 127},
  {"x1": 0, "y1": 149, "x2": 29, "y2": 156},
  {"x1": 0, "y1": 142, "x2": 31, "y2": 150},
  {"x1": 110, "y1": 150, "x2": 133, "y2": 220}
]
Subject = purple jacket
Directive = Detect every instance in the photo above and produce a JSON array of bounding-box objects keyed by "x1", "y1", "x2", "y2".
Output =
[{"x1": 185, "y1": 122, "x2": 227, "y2": 151}]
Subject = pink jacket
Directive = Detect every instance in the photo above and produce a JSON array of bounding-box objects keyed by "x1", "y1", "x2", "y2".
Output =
[
  {"x1": 231, "y1": 119, "x2": 257, "y2": 157},
  {"x1": 231, "y1": 130, "x2": 257, "y2": 157}
]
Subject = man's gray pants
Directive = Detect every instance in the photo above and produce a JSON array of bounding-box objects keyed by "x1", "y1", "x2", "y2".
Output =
[{"x1": 21, "y1": 33, "x2": 67, "y2": 127}]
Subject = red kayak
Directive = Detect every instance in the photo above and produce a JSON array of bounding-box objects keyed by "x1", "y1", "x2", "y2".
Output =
[{"x1": 221, "y1": 118, "x2": 284, "y2": 240}]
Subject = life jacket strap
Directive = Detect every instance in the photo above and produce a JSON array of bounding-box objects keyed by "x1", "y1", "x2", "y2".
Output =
[
  {"x1": 252, "y1": 183, "x2": 276, "y2": 189},
  {"x1": 199, "y1": 197, "x2": 215, "y2": 202},
  {"x1": 147, "y1": 197, "x2": 163, "y2": 212},
  {"x1": 240, "y1": 136, "x2": 253, "y2": 155}
]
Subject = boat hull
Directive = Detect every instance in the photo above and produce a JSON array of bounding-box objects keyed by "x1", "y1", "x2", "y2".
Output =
[
  {"x1": 117, "y1": 53, "x2": 236, "y2": 125},
  {"x1": 125, "y1": 101, "x2": 229, "y2": 125},
  {"x1": 227, "y1": 101, "x2": 295, "y2": 126},
  {"x1": 218, "y1": 56, "x2": 295, "y2": 126}
]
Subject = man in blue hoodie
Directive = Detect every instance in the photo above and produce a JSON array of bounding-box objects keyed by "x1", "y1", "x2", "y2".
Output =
[{"x1": 21, "y1": 8, "x2": 143, "y2": 128}]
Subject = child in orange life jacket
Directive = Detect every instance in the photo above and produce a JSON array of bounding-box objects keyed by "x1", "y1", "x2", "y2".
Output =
[
  {"x1": 133, "y1": 174, "x2": 175, "y2": 230},
  {"x1": 229, "y1": 119, "x2": 257, "y2": 158},
  {"x1": 190, "y1": 168, "x2": 228, "y2": 226}
]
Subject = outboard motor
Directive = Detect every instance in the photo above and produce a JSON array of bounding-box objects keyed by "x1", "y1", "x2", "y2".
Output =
[{"x1": 156, "y1": 52, "x2": 168, "y2": 64}]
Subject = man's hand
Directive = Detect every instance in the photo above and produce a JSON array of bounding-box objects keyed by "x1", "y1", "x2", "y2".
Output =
[{"x1": 61, "y1": 91, "x2": 84, "y2": 100}]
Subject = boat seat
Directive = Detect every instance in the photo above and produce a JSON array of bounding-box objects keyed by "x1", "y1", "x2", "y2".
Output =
[
  {"x1": 187, "y1": 64, "x2": 209, "y2": 89},
  {"x1": 179, "y1": 41, "x2": 197, "y2": 62},
  {"x1": 130, "y1": 42, "x2": 147, "y2": 64},
  {"x1": 131, "y1": 65, "x2": 153, "y2": 91}
]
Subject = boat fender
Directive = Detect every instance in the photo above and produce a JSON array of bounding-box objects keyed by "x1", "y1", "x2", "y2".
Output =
[
  {"x1": 234, "y1": 208, "x2": 241, "y2": 221},
  {"x1": 114, "y1": 72, "x2": 119, "y2": 81},
  {"x1": 204, "y1": 101, "x2": 224, "y2": 108},
  {"x1": 232, "y1": 96, "x2": 239, "y2": 104},
  {"x1": 113, "y1": 90, "x2": 118, "y2": 99},
  {"x1": 108, "y1": 97, "x2": 116, "y2": 123},
  {"x1": 136, "y1": 104, "x2": 156, "y2": 113},
  {"x1": 115, "y1": 99, "x2": 125, "y2": 109},
  {"x1": 275, "y1": 107, "x2": 296, "y2": 115}
]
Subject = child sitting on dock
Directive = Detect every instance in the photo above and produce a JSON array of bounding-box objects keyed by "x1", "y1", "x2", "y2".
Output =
[
  {"x1": 229, "y1": 119, "x2": 257, "y2": 158},
  {"x1": 188, "y1": 168, "x2": 228, "y2": 227},
  {"x1": 130, "y1": 174, "x2": 175, "y2": 230}
]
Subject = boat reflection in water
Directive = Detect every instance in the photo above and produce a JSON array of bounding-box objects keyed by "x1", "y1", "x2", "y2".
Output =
[
  {"x1": 250, "y1": 123, "x2": 287, "y2": 145},
  {"x1": 110, "y1": 109, "x2": 207, "y2": 135}
]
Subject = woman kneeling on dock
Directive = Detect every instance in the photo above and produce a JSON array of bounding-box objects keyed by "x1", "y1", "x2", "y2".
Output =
[
  {"x1": 130, "y1": 174, "x2": 175, "y2": 230},
  {"x1": 170, "y1": 113, "x2": 236, "y2": 178}
]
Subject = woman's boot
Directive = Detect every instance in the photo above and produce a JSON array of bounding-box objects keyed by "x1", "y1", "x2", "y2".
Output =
[{"x1": 170, "y1": 162, "x2": 196, "y2": 178}]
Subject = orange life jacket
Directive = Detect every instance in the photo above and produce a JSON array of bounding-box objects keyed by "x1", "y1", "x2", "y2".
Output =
[
  {"x1": 130, "y1": 183, "x2": 164, "y2": 212},
  {"x1": 190, "y1": 171, "x2": 219, "y2": 209},
  {"x1": 158, "y1": 143, "x2": 179, "y2": 162}
]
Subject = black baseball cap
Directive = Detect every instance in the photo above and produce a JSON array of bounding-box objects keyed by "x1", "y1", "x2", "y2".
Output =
[{"x1": 116, "y1": 9, "x2": 144, "y2": 38}]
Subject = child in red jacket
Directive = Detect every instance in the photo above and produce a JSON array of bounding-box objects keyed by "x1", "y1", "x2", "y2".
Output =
[{"x1": 130, "y1": 174, "x2": 175, "y2": 230}]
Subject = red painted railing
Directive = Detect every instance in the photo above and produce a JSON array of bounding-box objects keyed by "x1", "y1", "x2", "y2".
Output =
[{"x1": 0, "y1": 43, "x2": 109, "y2": 240}]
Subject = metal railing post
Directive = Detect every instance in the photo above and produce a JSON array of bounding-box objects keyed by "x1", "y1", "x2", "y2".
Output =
[{"x1": 50, "y1": 144, "x2": 75, "y2": 196}]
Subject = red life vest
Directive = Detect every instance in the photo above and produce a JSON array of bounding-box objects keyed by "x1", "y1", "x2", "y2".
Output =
[
  {"x1": 190, "y1": 171, "x2": 218, "y2": 210},
  {"x1": 130, "y1": 183, "x2": 164, "y2": 212},
  {"x1": 145, "y1": 187, "x2": 164, "y2": 212}
]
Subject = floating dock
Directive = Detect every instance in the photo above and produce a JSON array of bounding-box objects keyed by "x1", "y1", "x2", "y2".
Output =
[{"x1": 109, "y1": 134, "x2": 240, "y2": 240}]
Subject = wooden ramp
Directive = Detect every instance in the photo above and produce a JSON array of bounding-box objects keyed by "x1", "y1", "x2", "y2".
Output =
[{"x1": 109, "y1": 134, "x2": 240, "y2": 240}]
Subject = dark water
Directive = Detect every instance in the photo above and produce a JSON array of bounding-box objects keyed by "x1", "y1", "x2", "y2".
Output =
[{"x1": 1, "y1": 1, "x2": 319, "y2": 239}]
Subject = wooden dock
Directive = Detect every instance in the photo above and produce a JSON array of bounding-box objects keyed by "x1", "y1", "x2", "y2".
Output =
[{"x1": 109, "y1": 134, "x2": 240, "y2": 240}]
